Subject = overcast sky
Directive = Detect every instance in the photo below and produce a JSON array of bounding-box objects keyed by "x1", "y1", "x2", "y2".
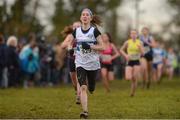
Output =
[{"x1": 118, "y1": 0, "x2": 175, "y2": 38}]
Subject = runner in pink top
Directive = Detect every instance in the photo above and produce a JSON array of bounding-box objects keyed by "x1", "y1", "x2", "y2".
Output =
[{"x1": 100, "y1": 32, "x2": 119, "y2": 92}]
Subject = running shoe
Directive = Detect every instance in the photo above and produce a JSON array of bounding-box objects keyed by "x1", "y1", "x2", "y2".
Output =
[
  {"x1": 76, "y1": 96, "x2": 81, "y2": 104},
  {"x1": 80, "y1": 111, "x2": 88, "y2": 119}
]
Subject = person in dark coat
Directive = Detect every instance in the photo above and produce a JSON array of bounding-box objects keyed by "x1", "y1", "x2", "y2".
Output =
[
  {"x1": 0, "y1": 34, "x2": 8, "y2": 88},
  {"x1": 6, "y1": 36, "x2": 20, "y2": 87}
]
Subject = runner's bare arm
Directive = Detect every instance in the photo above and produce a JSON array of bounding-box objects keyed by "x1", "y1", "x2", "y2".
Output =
[
  {"x1": 60, "y1": 34, "x2": 74, "y2": 49},
  {"x1": 120, "y1": 41, "x2": 128, "y2": 61},
  {"x1": 90, "y1": 35, "x2": 106, "y2": 51},
  {"x1": 111, "y1": 43, "x2": 120, "y2": 60}
]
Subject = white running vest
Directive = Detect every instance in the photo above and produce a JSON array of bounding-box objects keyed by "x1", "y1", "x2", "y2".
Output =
[
  {"x1": 75, "y1": 27, "x2": 100, "y2": 70},
  {"x1": 153, "y1": 48, "x2": 164, "y2": 64}
]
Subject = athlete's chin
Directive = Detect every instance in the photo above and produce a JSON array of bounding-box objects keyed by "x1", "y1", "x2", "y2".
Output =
[{"x1": 82, "y1": 21, "x2": 89, "y2": 24}]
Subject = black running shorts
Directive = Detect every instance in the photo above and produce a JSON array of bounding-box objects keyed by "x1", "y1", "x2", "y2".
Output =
[
  {"x1": 143, "y1": 51, "x2": 153, "y2": 62},
  {"x1": 101, "y1": 63, "x2": 114, "y2": 71},
  {"x1": 68, "y1": 57, "x2": 76, "y2": 72},
  {"x1": 127, "y1": 60, "x2": 140, "y2": 67},
  {"x1": 76, "y1": 67, "x2": 98, "y2": 93}
]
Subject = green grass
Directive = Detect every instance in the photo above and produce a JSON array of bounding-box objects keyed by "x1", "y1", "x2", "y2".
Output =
[{"x1": 0, "y1": 77, "x2": 180, "y2": 119}]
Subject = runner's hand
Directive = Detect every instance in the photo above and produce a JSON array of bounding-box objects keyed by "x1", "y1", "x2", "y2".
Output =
[
  {"x1": 125, "y1": 55, "x2": 129, "y2": 61},
  {"x1": 82, "y1": 42, "x2": 91, "y2": 50}
]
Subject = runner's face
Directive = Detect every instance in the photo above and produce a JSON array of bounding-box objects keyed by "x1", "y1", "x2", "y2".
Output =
[
  {"x1": 30, "y1": 40, "x2": 37, "y2": 48},
  {"x1": 160, "y1": 44, "x2": 164, "y2": 49},
  {"x1": 130, "y1": 31, "x2": 137, "y2": 40},
  {"x1": 168, "y1": 48, "x2": 173, "y2": 53},
  {"x1": 102, "y1": 34, "x2": 109, "y2": 43},
  {"x1": 155, "y1": 41, "x2": 159, "y2": 48},
  {"x1": 142, "y1": 28, "x2": 149, "y2": 35},
  {"x1": 80, "y1": 10, "x2": 92, "y2": 25}
]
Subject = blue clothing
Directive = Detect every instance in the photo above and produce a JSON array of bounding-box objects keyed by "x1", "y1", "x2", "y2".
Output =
[
  {"x1": 19, "y1": 45, "x2": 39, "y2": 74},
  {"x1": 152, "y1": 48, "x2": 165, "y2": 64},
  {"x1": 140, "y1": 35, "x2": 153, "y2": 61},
  {"x1": 153, "y1": 62, "x2": 163, "y2": 70},
  {"x1": 140, "y1": 35, "x2": 153, "y2": 47}
]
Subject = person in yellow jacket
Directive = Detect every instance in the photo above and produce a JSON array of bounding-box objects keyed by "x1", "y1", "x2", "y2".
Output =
[{"x1": 120, "y1": 30, "x2": 144, "y2": 97}]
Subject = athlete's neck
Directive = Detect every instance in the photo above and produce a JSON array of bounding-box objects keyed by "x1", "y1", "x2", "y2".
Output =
[
  {"x1": 104, "y1": 41, "x2": 111, "y2": 47},
  {"x1": 144, "y1": 34, "x2": 148, "y2": 38},
  {"x1": 132, "y1": 38, "x2": 136, "y2": 41},
  {"x1": 82, "y1": 23, "x2": 91, "y2": 30}
]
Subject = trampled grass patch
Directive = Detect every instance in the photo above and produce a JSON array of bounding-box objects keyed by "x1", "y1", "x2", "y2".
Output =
[{"x1": 0, "y1": 77, "x2": 180, "y2": 119}]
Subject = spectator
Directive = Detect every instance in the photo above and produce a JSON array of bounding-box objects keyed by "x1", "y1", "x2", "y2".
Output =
[
  {"x1": 19, "y1": 33, "x2": 40, "y2": 88},
  {"x1": 6, "y1": 36, "x2": 20, "y2": 87},
  {"x1": 0, "y1": 34, "x2": 8, "y2": 88}
]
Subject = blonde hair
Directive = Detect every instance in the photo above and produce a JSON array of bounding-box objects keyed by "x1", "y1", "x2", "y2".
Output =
[{"x1": 7, "y1": 36, "x2": 18, "y2": 47}]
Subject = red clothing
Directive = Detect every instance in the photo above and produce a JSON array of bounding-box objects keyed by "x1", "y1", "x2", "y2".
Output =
[{"x1": 100, "y1": 44, "x2": 113, "y2": 64}]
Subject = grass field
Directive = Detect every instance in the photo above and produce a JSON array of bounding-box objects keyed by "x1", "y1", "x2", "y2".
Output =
[{"x1": 0, "y1": 77, "x2": 180, "y2": 119}]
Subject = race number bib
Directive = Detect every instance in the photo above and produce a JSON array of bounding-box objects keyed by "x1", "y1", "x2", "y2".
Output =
[
  {"x1": 100, "y1": 54, "x2": 112, "y2": 63},
  {"x1": 78, "y1": 45, "x2": 92, "y2": 54},
  {"x1": 130, "y1": 54, "x2": 140, "y2": 60},
  {"x1": 144, "y1": 46, "x2": 150, "y2": 54},
  {"x1": 153, "y1": 55, "x2": 162, "y2": 63}
]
